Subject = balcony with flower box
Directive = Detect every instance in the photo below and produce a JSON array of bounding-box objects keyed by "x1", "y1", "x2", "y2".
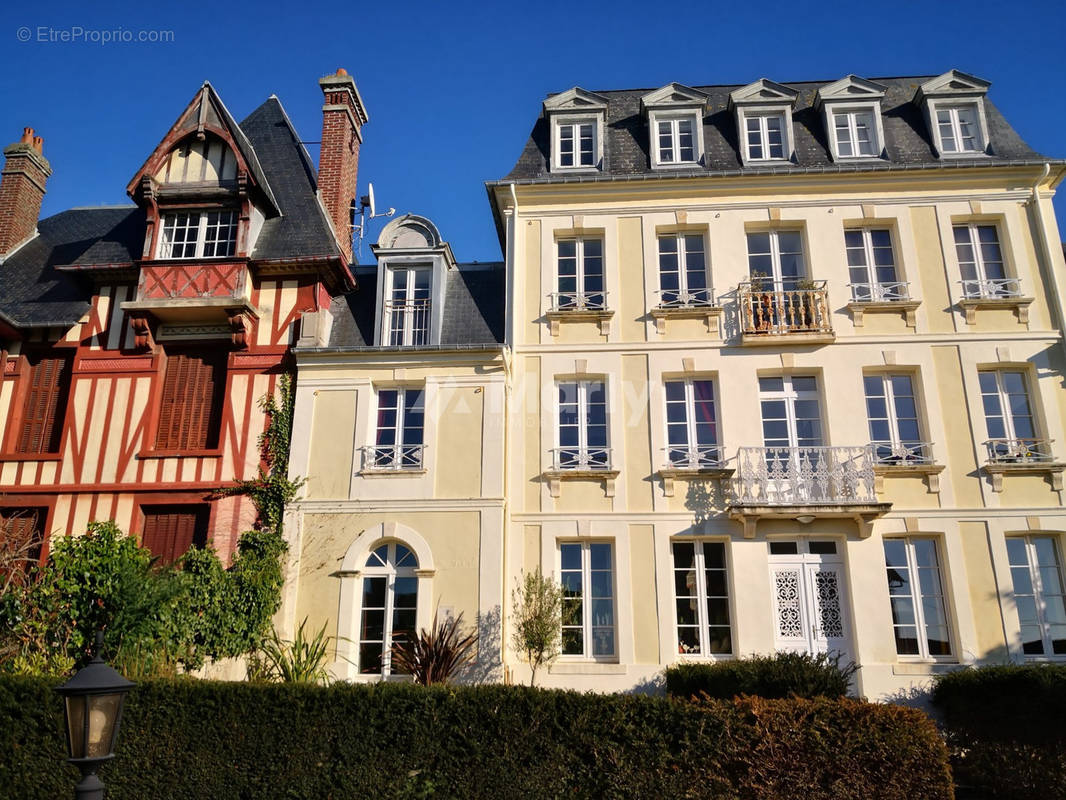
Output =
[
  {"x1": 846, "y1": 281, "x2": 921, "y2": 328},
  {"x1": 546, "y1": 291, "x2": 613, "y2": 336},
  {"x1": 982, "y1": 438, "x2": 1065, "y2": 492},
  {"x1": 737, "y1": 279, "x2": 834, "y2": 344},
  {"x1": 649, "y1": 288, "x2": 723, "y2": 335},
  {"x1": 957, "y1": 278, "x2": 1033, "y2": 324},
  {"x1": 544, "y1": 446, "x2": 618, "y2": 497},
  {"x1": 727, "y1": 445, "x2": 890, "y2": 538}
]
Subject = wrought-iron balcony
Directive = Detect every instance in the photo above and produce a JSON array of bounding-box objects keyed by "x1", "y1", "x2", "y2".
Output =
[
  {"x1": 654, "y1": 288, "x2": 716, "y2": 309},
  {"x1": 361, "y1": 444, "x2": 425, "y2": 472},
  {"x1": 733, "y1": 445, "x2": 878, "y2": 505},
  {"x1": 651, "y1": 288, "x2": 723, "y2": 334},
  {"x1": 546, "y1": 292, "x2": 613, "y2": 336},
  {"x1": 870, "y1": 441, "x2": 935, "y2": 465},
  {"x1": 960, "y1": 278, "x2": 1023, "y2": 300},
  {"x1": 982, "y1": 438, "x2": 1065, "y2": 493},
  {"x1": 737, "y1": 280, "x2": 833, "y2": 343},
  {"x1": 848, "y1": 281, "x2": 912, "y2": 303},
  {"x1": 663, "y1": 444, "x2": 724, "y2": 470},
  {"x1": 383, "y1": 299, "x2": 431, "y2": 347},
  {"x1": 985, "y1": 438, "x2": 1054, "y2": 464},
  {"x1": 545, "y1": 447, "x2": 618, "y2": 498}
]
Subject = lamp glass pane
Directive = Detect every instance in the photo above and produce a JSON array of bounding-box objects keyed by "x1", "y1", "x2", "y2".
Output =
[
  {"x1": 65, "y1": 695, "x2": 87, "y2": 759},
  {"x1": 86, "y1": 692, "x2": 122, "y2": 759}
]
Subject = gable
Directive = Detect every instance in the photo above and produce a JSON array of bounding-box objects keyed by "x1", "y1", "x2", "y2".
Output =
[
  {"x1": 641, "y1": 83, "x2": 708, "y2": 111},
  {"x1": 153, "y1": 133, "x2": 239, "y2": 186},
  {"x1": 816, "y1": 75, "x2": 887, "y2": 106},
  {"x1": 917, "y1": 70, "x2": 991, "y2": 100},
  {"x1": 729, "y1": 78, "x2": 799, "y2": 107},
  {"x1": 543, "y1": 87, "x2": 609, "y2": 114}
]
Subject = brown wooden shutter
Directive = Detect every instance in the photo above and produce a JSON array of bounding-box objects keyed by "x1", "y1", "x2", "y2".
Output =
[
  {"x1": 0, "y1": 507, "x2": 45, "y2": 567},
  {"x1": 17, "y1": 353, "x2": 73, "y2": 454},
  {"x1": 140, "y1": 505, "x2": 208, "y2": 564},
  {"x1": 155, "y1": 350, "x2": 225, "y2": 450}
]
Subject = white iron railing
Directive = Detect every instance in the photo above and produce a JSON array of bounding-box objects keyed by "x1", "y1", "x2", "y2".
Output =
[
  {"x1": 551, "y1": 446, "x2": 612, "y2": 470},
  {"x1": 362, "y1": 444, "x2": 425, "y2": 471},
  {"x1": 549, "y1": 291, "x2": 609, "y2": 312},
  {"x1": 984, "y1": 438, "x2": 1055, "y2": 464},
  {"x1": 384, "y1": 299, "x2": 430, "y2": 346},
  {"x1": 655, "y1": 287, "x2": 716, "y2": 308},
  {"x1": 870, "y1": 441, "x2": 935, "y2": 465},
  {"x1": 737, "y1": 281, "x2": 831, "y2": 336},
  {"x1": 734, "y1": 446, "x2": 878, "y2": 505},
  {"x1": 848, "y1": 281, "x2": 911, "y2": 303},
  {"x1": 663, "y1": 444, "x2": 723, "y2": 469},
  {"x1": 959, "y1": 278, "x2": 1023, "y2": 300}
]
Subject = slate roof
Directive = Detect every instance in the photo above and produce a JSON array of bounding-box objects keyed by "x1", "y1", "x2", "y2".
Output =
[
  {"x1": 325, "y1": 264, "x2": 505, "y2": 349},
  {"x1": 497, "y1": 76, "x2": 1059, "y2": 183},
  {"x1": 0, "y1": 95, "x2": 339, "y2": 329}
]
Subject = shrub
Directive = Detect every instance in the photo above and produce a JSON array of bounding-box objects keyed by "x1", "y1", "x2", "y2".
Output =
[
  {"x1": 249, "y1": 618, "x2": 333, "y2": 685},
  {"x1": 390, "y1": 612, "x2": 478, "y2": 685},
  {"x1": 510, "y1": 567, "x2": 562, "y2": 686},
  {"x1": 932, "y1": 663, "x2": 1066, "y2": 799},
  {"x1": 665, "y1": 652, "x2": 857, "y2": 700},
  {"x1": 0, "y1": 675, "x2": 952, "y2": 799}
]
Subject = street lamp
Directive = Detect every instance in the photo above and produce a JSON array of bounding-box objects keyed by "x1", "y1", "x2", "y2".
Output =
[{"x1": 55, "y1": 633, "x2": 136, "y2": 800}]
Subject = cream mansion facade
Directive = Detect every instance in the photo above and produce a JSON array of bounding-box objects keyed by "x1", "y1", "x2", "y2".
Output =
[{"x1": 281, "y1": 71, "x2": 1066, "y2": 700}]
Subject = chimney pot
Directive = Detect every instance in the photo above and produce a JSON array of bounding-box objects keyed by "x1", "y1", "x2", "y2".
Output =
[
  {"x1": 20, "y1": 127, "x2": 34, "y2": 145},
  {"x1": 32, "y1": 136, "x2": 43, "y2": 154},
  {"x1": 336, "y1": 68, "x2": 348, "y2": 76}
]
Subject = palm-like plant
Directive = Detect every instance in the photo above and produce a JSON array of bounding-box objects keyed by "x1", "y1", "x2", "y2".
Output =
[
  {"x1": 390, "y1": 612, "x2": 478, "y2": 685},
  {"x1": 249, "y1": 618, "x2": 333, "y2": 685}
]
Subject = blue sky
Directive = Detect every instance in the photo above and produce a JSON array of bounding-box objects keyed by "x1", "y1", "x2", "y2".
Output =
[{"x1": 1, "y1": 0, "x2": 1064, "y2": 262}]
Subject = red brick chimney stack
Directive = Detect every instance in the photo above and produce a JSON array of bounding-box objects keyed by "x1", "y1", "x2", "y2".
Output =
[
  {"x1": 0, "y1": 127, "x2": 52, "y2": 257},
  {"x1": 318, "y1": 69, "x2": 368, "y2": 265}
]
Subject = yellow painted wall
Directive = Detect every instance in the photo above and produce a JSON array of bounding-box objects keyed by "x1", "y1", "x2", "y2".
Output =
[{"x1": 306, "y1": 390, "x2": 357, "y2": 499}]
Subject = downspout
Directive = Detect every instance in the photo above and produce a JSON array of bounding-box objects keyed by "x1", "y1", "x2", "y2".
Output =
[
  {"x1": 501, "y1": 182, "x2": 518, "y2": 683},
  {"x1": 1028, "y1": 163, "x2": 1066, "y2": 362}
]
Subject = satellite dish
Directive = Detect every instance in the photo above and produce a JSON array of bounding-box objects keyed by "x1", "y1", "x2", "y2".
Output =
[{"x1": 367, "y1": 182, "x2": 377, "y2": 218}]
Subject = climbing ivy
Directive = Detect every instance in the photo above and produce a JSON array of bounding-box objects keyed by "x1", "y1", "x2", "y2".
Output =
[{"x1": 219, "y1": 373, "x2": 305, "y2": 537}]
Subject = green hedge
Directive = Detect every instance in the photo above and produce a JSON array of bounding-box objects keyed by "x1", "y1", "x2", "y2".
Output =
[
  {"x1": 0, "y1": 676, "x2": 951, "y2": 799},
  {"x1": 665, "y1": 652, "x2": 855, "y2": 700},
  {"x1": 931, "y1": 664, "x2": 1066, "y2": 799}
]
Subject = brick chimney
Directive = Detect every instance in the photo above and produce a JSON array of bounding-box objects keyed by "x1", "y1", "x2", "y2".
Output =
[
  {"x1": 318, "y1": 69, "x2": 368, "y2": 264},
  {"x1": 0, "y1": 128, "x2": 51, "y2": 257}
]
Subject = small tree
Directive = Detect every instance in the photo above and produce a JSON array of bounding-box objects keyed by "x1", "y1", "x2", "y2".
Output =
[{"x1": 510, "y1": 567, "x2": 562, "y2": 687}]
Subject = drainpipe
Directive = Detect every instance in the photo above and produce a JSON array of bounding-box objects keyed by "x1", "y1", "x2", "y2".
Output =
[
  {"x1": 1029, "y1": 163, "x2": 1066, "y2": 361},
  {"x1": 500, "y1": 183, "x2": 518, "y2": 683}
]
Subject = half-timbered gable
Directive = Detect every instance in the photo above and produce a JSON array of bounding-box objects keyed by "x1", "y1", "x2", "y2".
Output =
[{"x1": 0, "y1": 70, "x2": 366, "y2": 564}]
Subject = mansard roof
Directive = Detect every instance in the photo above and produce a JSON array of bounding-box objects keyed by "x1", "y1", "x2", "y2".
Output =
[
  {"x1": 0, "y1": 94, "x2": 340, "y2": 329},
  {"x1": 497, "y1": 74, "x2": 1054, "y2": 185},
  {"x1": 325, "y1": 263, "x2": 506, "y2": 349}
]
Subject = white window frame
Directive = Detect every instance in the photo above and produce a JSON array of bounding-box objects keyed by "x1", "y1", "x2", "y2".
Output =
[
  {"x1": 845, "y1": 227, "x2": 902, "y2": 301},
  {"x1": 746, "y1": 229, "x2": 807, "y2": 288},
  {"x1": 953, "y1": 222, "x2": 1014, "y2": 299},
  {"x1": 356, "y1": 541, "x2": 419, "y2": 677},
  {"x1": 883, "y1": 537, "x2": 954, "y2": 662},
  {"x1": 648, "y1": 110, "x2": 703, "y2": 168},
  {"x1": 554, "y1": 379, "x2": 610, "y2": 469},
  {"x1": 656, "y1": 232, "x2": 710, "y2": 306},
  {"x1": 671, "y1": 539, "x2": 733, "y2": 657},
  {"x1": 928, "y1": 99, "x2": 988, "y2": 157},
  {"x1": 827, "y1": 104, "x2": 883, "y2": 160},
  {"x1": 740, "y1": 109, "x2": 792, "y2": 164},
  {"x1": 978, "y1": 369, "x2": 1039, "y2": 452},
  {"x1": 558, "y1": 540, "x2": 617, "y2": 661},
  {"x1": 369, "y1": 386, "x2": 425, "y2": 470},
  {"x1": 863, "y1": 373, "x2": 927, "y2": 463},
  {"x1": 157, "y1": 209, "x2": 238, "y2": 260},
  {"x1": 758, "y1": 375, "x2": 823, "y2": 449},
  {"x1": 1007, "y1": 535, "x2": 1066, "y2": 658},
  {"x1": 550, "y1": 113, "x2": 603, "y2": 172},
  {"x1": 554, "y1": 236, "x2": 606, "y2": 310},
  {"x1": 663, "y1": 377, "x2": 721, "y2": 467},
  {"x1": 383, "y1": 265, "x2": 432, "y2": 346}
]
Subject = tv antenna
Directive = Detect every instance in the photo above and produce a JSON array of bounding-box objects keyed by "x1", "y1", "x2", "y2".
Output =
[{"x1": 352, "y1": 182, "x2": 395, "y2": 257}]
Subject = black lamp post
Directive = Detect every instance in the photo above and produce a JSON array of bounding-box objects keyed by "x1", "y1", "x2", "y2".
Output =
[{"x1": 55, "y1": 633, "x2": 136, "y2": 800}]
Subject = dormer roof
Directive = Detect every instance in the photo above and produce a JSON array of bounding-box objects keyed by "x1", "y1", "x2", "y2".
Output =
[
  {"x1": 815, "y1": 75, "x2": 888, "y2": 107},
  {"x1": 916, "y1": 70, "x2": 991, "y2": 102},
  {"x1": 640, "y1": 83, "x2": 709, "y2": 112},
  {"x1": 126, "y1": 82, "x2": 279, "y2": 215},
  {"x1": 372, "y1": 213, "x2": 456, "y2": 267},
  {"x1": 729, "y1": 79, "x2": 799, "y2": 108},
  {"x1": 543, "y1": 87, "x2": 610, "y2": 114}
]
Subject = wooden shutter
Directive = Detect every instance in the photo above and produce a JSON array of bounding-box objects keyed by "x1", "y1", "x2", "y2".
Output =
[
  {"x1": 0, "y1": 507, "x2": 45, "y2": 567},
  {"x1": 16, "y1": 353, "x2": 73, "y2": 454},
  {"x1": 140, "y1": 505, "x2": 208, "y2": 564},
  {"x1": 155, "y1": 350, "x2": 225, "y2": 450}
]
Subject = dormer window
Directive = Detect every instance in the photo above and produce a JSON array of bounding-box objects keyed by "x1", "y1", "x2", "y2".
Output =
[
  {"x1": 641, "y1": 84, "x2": 708, "y2": 170},
  {"x1": 157, "y1": 210, "x2": 238, "y2": 259},
  {"x1": 916, "y1": 70, "x2": 992, "y2": 158},
  {"x1": 556, "y1": 119, "x2": 597, "y2": 168},
  {"x1": 544, "y1": 88, "x2": 609, "y2": 173},
  {"x1": 729, "y1": 79, "x2": 799, "y2": 166},
  {"x1": 816, "y1": 76, "x2": 887, "y2": 162},
  {"x1": 384, "y1": 265, "x2": 431, "y2": 346}
]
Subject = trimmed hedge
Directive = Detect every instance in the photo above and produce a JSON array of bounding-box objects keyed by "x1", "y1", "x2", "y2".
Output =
[
  {"x1": 0, "y1": 676, "x2": 952, "y2": 799},
  {"x1": 931, "y1": 664, "x2": 1066, "y2": 799},
  {"x1": 665, "y1": 652, "x2": 856, "y2": 700}
]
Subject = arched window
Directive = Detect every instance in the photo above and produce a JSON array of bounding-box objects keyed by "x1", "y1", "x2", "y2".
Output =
[{"x1": 359, "y1": 542, "x2": 418, "y2": 675}]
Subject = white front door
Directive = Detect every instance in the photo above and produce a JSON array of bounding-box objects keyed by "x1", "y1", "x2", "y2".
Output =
[{"x1": 769, "y1": 540, "x2": 851, "y2": 662}]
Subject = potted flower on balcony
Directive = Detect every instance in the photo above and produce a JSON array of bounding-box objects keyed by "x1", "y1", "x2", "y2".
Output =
[{"x1": 748, "y1": 270, "x2": 774, "y2": 332}]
